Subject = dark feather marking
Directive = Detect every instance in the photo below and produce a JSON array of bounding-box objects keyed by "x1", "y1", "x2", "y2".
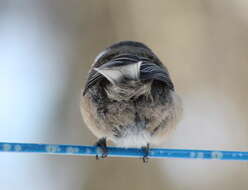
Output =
[
  {"x1": 112, "y1": 127, "x2": 121, "y2": 137},
  {"x1": 140, "y1": 62, "x2": 174, "y2": 90},
  {"x1": 150, "y1": 81, "x2": 172, "y2": 105},
  {"x1": 88, "y1": 83, "x2": 110, "y2": 119},
  {"x1": 83, "y1": 70, "x2": 105, "y2": 95},
  {"x1": 151, "y1": 116, "x2": 170, "y2": 136}
]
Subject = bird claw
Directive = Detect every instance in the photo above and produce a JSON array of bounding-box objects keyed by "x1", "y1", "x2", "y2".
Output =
[
  {"x1": 95, "y1": 137, "x2": 108, "y2": 160},
  {"x1": 141, "y1": 143, "x2": 150, "y2": 163}
]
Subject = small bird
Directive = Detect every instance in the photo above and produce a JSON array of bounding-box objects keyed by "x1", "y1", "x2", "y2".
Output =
[{"x1": 80, "y1": 41, "x2": 182, "y2": 162}]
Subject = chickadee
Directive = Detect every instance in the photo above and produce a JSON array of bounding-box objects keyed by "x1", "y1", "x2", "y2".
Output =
[{"x1": 80, "y1": 41, "x2": 182, "y2": 162}]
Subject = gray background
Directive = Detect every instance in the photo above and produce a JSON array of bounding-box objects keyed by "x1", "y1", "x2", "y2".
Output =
[{"x1": 1, "y1": 1, "x2": 248, "y2": 190}]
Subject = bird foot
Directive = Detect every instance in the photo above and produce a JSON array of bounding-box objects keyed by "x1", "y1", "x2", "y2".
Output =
[
  {"x1": 141, "y1": 143, "x2": 150, "y2": 163},
  {"x1": 95, "y1": 137, "x2": 108, "y2": 160}
]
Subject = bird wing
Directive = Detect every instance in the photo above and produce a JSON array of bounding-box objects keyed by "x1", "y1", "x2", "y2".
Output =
[
  {"x1": 83, "y1": 55, "x2": 174, "y2": 95},
  {"x1": 140, "y1": 62, "x2": 174, "y2": 90},
  {"x1": 83, "y1": 54, "x2": 141, "y2": 95},
  {"x1": 82, "y1": 70, "x2": 105, "y2": 95}
]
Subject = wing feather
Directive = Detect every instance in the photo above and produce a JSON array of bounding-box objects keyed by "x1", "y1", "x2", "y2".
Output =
[
  {"x1": 140, "y1": 62, "x2": 174, "y2": 90},
  {"x1": 82, "y1": 70, "x2": 104, "y2": 95},
  {"x1": 83, "y1": 54, "x2": 174, "y2": 95}
]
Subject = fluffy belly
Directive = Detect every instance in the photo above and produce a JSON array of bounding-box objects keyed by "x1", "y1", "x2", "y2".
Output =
[{"x1": 111, "y1": 129, "x2": 152, "y2": 148}]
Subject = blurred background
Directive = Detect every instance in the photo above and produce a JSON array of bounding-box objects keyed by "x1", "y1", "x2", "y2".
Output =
[{"x1": 1, "y1": 0, "x2": 248, "y2": 189}]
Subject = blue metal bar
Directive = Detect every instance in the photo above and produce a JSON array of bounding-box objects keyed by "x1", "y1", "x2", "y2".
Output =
[{"x1": 0, "y1": 142, "x2": 248, "y2": 160}]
